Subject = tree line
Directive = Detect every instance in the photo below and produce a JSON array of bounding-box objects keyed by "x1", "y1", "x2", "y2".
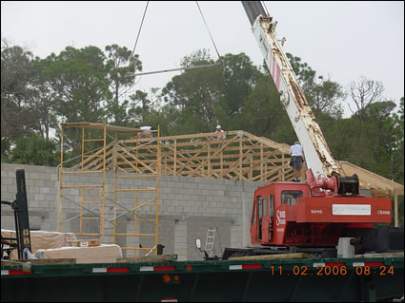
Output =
[{"x1": 1, "y1": 41, "x2": 403, "y2": 188}]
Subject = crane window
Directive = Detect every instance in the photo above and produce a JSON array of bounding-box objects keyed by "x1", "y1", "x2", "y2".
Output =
[
  {"x1": 264, "y1": 196, "x2": 269, "y2": 217},
  {"x1": 281, "y1": 191, "x2": 303, "y2": 206},
  {"x1": 257, "y1": 196, "x2": 264, "y2": 219},
  {"x1": 269, "y1": 194, "x2": 274, "y2": 216}
]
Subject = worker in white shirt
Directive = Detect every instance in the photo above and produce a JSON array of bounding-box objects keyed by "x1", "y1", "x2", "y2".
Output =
[
  {"x1": 214, "y1": 125, "x2": 226, "y2": 140},
  {"x1": 289, "y1": 141, "x2": 304, "y2": 182},
  {"x1": 138, "y1": 126, "x2": 152, "y2": 139}
]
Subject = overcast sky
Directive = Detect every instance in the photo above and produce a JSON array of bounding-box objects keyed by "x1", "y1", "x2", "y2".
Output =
[{"x1": 2, "y1": 1, "x2": 404, "y2": 116}]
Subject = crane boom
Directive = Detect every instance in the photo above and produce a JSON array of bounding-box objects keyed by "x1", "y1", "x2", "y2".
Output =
[{"x1": 241, "y1": 1, "x2": 343, "y2": 178}]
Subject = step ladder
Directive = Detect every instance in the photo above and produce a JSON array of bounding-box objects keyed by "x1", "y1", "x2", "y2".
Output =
[{"x1": 205, "y1": 227, "x2": 217, "y2": 257}]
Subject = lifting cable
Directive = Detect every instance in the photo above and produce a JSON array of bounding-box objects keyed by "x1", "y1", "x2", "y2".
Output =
[
  {"x1": 125, "y1": 1, "x2": 222, "y2": 81},
  {"x1": 195, "y1": 1, "x2": 223, "y2": 61},
  {"x1": 131, "y1": 1, "x2": 150, "y2": 59}
]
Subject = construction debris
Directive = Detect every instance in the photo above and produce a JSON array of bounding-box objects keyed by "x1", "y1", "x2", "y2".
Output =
[
  {"x1": 116, "y1": 254, "x2": 177, "y2": 263},
  {"x1": 2, "y1": 229, "x2": 77, "y2": 259},
  {"x1": 35, "y1": 244, "x2": 122, "y2": 264},
  {"x1": 228, "y1": 252, "x2": 310, "y2": 261}
]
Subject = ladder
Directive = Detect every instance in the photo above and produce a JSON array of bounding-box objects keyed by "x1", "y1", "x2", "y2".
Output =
[{"x1": 205, "y1": 227, "x2": 217, "y2": 257}]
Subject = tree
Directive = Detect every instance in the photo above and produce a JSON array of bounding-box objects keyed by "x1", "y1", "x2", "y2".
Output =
[
  {"x1": 311, "y1": 79, "x2": 345, "y2": 118},
  {"x1": 30, "y1": 57, "x2": 58, "y2": 140},
  {"x1": 128, "y1": 90, "x2": 151, "y2": 124},
  {"x1": 392, "y1": 97, "x2": 404, "y2": 183},
  {"x1": 286, "y1": 53, "x2": 316, "y2": 93},
  {"x1": 286, "y1": 53, "x2": 344, "y2": 118},
  {"x1": 365, "y1": 101, "x2": 398, "y2": 176},
  {"x1": 2, "y1": 39, "x2": 403, "y2": 202},
  {"x1": 214, "y1": 53, "x2": 263, "y2": 131},
  {"x1": 161, "y1": 50, "x2": 268, "y2": 134},
  {"x1": 104, "y1": 44, "x2": 142, "y2": 124},
  {"x1": 241, "y1": 73, "x2": 295, "y2": 143},
  {"x1": 1, "y1": 44, "x2": 37, "y2": 157},
  {"x1": 161, "y1": 50, "x2": 224, "y2": 133},
  {"x1": 43, "y1": 46, "x2": 111, "y2": 123},
  {"x1": 180, "y1": 49, "x2": 211, "y2": 68},
  {"x1": 349, "y1": 76, "x2": 384, "y2": 118},
  {"x1": 325, "y1": 101, "x2": 398, "y2": 178},
  {"x1": 9, "y1": 134, "x2": 58, "y2": 166}
]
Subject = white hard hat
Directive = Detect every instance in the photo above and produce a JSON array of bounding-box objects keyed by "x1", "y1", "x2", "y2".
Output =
[{"x1": 216, "y1": 125, "x2": 221, "y2": 129}]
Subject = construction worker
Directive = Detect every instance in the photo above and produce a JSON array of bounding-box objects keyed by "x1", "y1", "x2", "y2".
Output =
[
  {"x1": 214, "y1": 125, "x2": 226, "y2": 140},
  {"x1": 138, "y1": 126, "x2": 152, "y2": 139},
  {"x1": 289, "y1": 141, "x2": 304, "y2": 182}
]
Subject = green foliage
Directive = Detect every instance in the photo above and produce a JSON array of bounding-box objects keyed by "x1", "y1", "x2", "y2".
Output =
[
  {"x1": 30, "y1": 57, "x2": 59, "y2": 140},
  {"x1": 161, "y1": 50, "x2": 225, "y2": 133},
  {"x1": 221, "y1": 53, "x2": 260, "y2": 121},
  {"x1": 1, "y1": 40, "x2": 403, "y2": 199},
  {"x1": 286, "y1": 53, "x2": 316, "y2": 90},
  {"x1": 42, "y1": 46, "x2": 111, "y2": 123},
  {"x1": 128, "y1": 90, "x2": 151, "y2": 124},
  {"x1": 392, "y1": 97, "x2": 404, "y2": 184},
  {"x1": 1, "y1": 45, "x2": 37, "y2": 144},
  {"x1": 241, "y1": 74, "x2": 294, "y2": 143},
  {"x1": 286, "y1": 53, "x2": 345, "y2": 118},
  {"x1": 10, "y1": 135, "x2": 58, "y2": 166},
  {"x1": 105, "y1": 44, "x2": 142, "y2": 124}
]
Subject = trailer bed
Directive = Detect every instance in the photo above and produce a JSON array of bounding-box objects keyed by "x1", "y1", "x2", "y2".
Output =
[{"x1": 2, "y1": 255, "x2": 404, "y2": 302}]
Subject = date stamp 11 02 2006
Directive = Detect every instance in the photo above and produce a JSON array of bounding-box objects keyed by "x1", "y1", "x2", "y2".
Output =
[{"x1": 266, "y1": 264, "x2": 395, "y2": 277}]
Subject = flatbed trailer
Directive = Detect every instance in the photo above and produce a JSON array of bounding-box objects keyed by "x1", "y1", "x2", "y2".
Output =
[{"x1": 2, "y1": 255, "x2": 403, "y2": 302}]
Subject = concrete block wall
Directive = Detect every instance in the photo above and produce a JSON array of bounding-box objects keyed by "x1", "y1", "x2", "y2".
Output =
[
  {"x1": 1, "y1": 164, "x2": 59, "y2": 231},
  {"x1": 1, "y1": 163, "x2": 262, "y2": 260}
]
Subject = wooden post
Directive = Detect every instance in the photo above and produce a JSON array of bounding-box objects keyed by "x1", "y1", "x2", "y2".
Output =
[
  {"x1": 154, "y1": 126, "x2": 162, "y2": 254},
  {"x1": 81, "y1": 127, "x2": 85, "y2": 170},
  {"x1": 281, "y1": 153, "x2": 285, "y2": 181},
  {"x1": 260, "y1": 143, "x2": 264, "y2": 181},
  {"x1": 57, "y1": 125, "x2": 65, "y2": 232},
  {"x1": 173, "y1": 139, "x2": 177, "y2": 176},
  {"x1": 207, "y1": 143, "x2": 211, "y2": 176},
  {"x1": 112, "y1": 139, "x2": 118, "y2": 244},
  {"x1": 239, "y1": 135, "x2": 243, "y2": 181},
  {"x1": 220, "y1": 151, "x2": 224, "y2": 178},
  {"x1": 79, "y1": 188, "x2": 83, "y2": 234},
  {"x1": 100, "y1": 124, "x2": 107, "y2": 241},
  {"x1": 163, "y1": 151, "x2": 167, "y2": 175}
]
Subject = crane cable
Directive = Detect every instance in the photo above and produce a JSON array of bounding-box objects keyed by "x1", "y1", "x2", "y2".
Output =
[
  {"x1": 117, "y1": 1, "x2": 149, "y2": 99},
  {"x1": 195, "y1": 1, "x2": 222, "y2": 61},
  {"x1": 131, "y1": 1, "x2": 150, "y2": 59},
  {"x1": 123, "y1": 0, "x2": 223, "y2": 83}
]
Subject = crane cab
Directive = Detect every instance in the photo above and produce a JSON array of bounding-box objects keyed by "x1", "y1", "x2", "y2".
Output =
[
  {"x1": 250, "y1": 182, "x2": 310, "y2": 246},
  {"x1": 250, "y1": 181, "x2": 392, "y2": 248}
]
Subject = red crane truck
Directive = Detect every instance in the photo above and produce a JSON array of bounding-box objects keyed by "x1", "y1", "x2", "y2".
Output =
[{"x1": 220, "y1": 2, "x2": 403, "y2": 259}]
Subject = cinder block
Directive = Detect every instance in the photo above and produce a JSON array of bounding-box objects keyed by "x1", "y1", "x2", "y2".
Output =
[
  {"x1": 2, "y1": 163, "x2": 262, "y2": 258},
  {"x1": 39, "y1": 187, "x2": 51, "y2": 194},
  {"x1": 182, "y1": 182, "x2": 198, "y2": 189}
]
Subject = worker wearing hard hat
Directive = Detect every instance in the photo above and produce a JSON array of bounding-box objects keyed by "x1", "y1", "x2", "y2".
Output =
[
  {"x1": 214, "y1": 125, "x2": 226, "y2": 140},
  {"x1": 138, "y1": 126, "x2": 152, "y2": 139},
  {"x1": 289, "y1": 141, "x2": 304, "y2": 182}
]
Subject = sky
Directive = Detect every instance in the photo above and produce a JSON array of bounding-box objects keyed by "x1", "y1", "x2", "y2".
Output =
[{"x1": 1, "y1": 1, "x2": 404, "y2": 116}]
